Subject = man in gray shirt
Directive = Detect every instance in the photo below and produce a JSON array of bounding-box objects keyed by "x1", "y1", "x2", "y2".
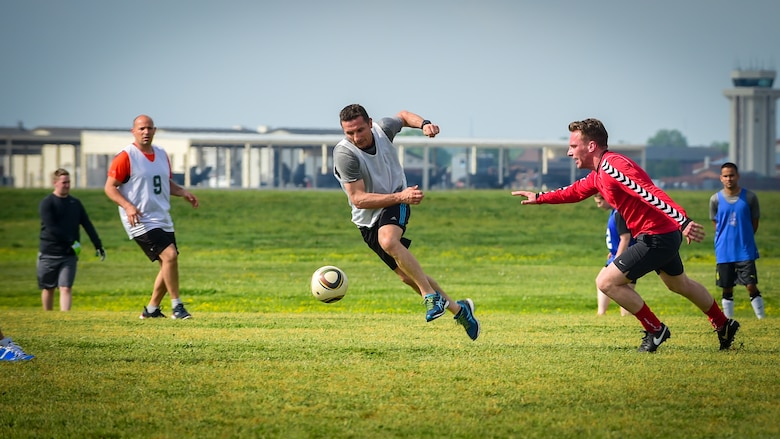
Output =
[{"x1": 333, "y1": 104, "x2": 480, "y2": 340}]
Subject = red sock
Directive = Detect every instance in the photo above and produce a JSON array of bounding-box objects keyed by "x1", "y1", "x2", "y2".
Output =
[
  {"x1": 634, "y1": 303, "x2": 663, "y2": 332},
  {"x1": 705, "y1": 300, "x2": 728, "y2": 330}
]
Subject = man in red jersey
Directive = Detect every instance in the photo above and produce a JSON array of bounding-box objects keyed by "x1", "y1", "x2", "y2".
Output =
[{"x1": 512, "y1": 118, "x2": 739, "y2": 352}]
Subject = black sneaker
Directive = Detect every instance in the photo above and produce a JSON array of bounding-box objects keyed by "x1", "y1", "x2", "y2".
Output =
[
  {"x1": 140, "y1": 307, "x2": 166, "y2": 319},
  {"x1": 637, "y1": 324, "x2": 671, "y2": 352},
  {"x1": 717, "y1": 319, "x2": 740, "y2": 350},
  {"x1": 171, "y1": 303, "x2": 192, "y2": 320}
]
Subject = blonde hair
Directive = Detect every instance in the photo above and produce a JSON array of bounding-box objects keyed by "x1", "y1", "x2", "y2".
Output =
[{"x1": 52, "y1": 168, "x2": 70, "y2": 182}]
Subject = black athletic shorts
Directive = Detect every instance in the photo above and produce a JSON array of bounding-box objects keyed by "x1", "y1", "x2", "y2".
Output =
[
  {"x1": 359, "y1": 204, "x2": 411, "y2": 271},
  {"x1": 133, "y1": 228, "x2": 178, "y2": 262},
  {"x1": 612, "y1": 230, "x2": 684, "y2": 281},
  {"x1": 716, "y1": 260, "x2": 758, "y2": 288}
]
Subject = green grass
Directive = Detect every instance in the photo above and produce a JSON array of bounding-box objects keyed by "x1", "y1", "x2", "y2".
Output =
[{"x1": 1, "y1": 188, "x2": 779, "y2": 438}]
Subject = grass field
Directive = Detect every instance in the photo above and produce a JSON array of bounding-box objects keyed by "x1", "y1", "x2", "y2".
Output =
[{"x1": 1, "y1": 188, "x2": 778, "y2": 438}]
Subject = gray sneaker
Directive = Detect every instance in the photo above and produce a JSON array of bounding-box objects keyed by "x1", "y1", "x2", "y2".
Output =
[{"x1": 171, "y1": 303, "x2": 192, "y2": 320}]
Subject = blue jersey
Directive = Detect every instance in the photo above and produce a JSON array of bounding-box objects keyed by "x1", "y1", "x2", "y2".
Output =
[
  {"x1": 606, "y1": 210, "x2": 635, "y2": 265},
  {"x1": 714, "y1": 189, "x2": 759, "y2": 263}
]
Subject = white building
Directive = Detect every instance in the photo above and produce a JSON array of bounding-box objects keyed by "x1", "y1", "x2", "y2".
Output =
[{"x1": 723, "y1": 69, "x2": 780, "y2": 177}]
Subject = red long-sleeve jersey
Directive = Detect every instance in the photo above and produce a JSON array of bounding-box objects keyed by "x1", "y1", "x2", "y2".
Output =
[{"x1": 536, "y1": 151, "x2": 689, "y2": 237}]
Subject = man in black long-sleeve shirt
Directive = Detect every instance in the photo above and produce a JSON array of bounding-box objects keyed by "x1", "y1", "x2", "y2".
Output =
[{"x1": 38, "y1": 168, "x2": 105, "y2": 311}]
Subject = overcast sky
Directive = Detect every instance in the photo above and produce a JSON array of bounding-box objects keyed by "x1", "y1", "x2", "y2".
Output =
[{"x1": 2, "y1": 0, "x2": 779, "y2": 146}]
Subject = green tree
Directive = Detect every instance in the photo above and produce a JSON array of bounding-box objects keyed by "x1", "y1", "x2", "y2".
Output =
[{"x1": 647, "y1": 129, "x2": 688, "y2": 147}]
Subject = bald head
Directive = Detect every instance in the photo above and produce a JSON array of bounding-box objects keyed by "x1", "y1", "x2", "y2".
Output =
[
  {"x1": 131, "y1": 114, "x2": 156, "y2": 149},
  {"x1": 133, "y1": 114, "x2": 154, "y2": 127}
]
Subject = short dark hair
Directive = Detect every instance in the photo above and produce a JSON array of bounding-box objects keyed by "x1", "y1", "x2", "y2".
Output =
[
  {"x1": 568, "y1": 118, "x2": 608, "y2": 148},
  {"x1": 340, "y1": 104, "x2": 370, "y2": 124},
  {"x1": 721, "y1": 162, "x2": 738, "y2": 173}
]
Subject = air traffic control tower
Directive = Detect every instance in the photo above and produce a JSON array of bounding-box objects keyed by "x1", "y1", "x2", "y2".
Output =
[{"x1": 723, "y1": 69, "x2": 780, "y2": 176}]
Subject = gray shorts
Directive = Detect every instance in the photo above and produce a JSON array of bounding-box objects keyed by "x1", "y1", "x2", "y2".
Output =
[{"x1": 37, "y1": 253, "x2": 77, "y2": 289}]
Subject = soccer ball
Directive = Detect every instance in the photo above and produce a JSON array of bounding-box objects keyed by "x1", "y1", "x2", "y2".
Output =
[{"x1": 311, "y1": 265, "x2": 348, "y2": 303}]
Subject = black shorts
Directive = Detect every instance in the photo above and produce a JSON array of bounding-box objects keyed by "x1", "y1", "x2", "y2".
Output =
[
  {"x1": 605, "y1": 259, "x2": 637, "y2": 285},
  {"x1": 133, "y1": 228, "x2": 178, "y2": 262},
  {"x1": 359, "y1": 204, "x2": 411, "y2": 271},
  {"x1": 612, "y1": 231, "x2": 684, "y2": 281},
  {"x1": 716, "y1": 260, "x2": 758, "y2": 288}
]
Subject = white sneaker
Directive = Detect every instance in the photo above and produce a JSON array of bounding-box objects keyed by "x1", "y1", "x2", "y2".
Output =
[
  {"x1": 751, "y1": 296, "x2": 765, "y2": 320},
  {"x1": 722, "y1": 299, "x2": 734, "y2": 319}
]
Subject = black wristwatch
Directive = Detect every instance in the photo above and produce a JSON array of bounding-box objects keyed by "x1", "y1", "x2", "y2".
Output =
[{"x1": 420, "y1": 120, "x2": 432, "y2": 129}]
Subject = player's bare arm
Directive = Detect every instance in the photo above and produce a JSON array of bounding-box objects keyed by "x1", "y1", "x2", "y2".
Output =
[
  {"x1": 396, "y1": 110, "x2": 439, "y2": 138},
  {"x1": 104, "y1": 176, "x2": 141, "y2": 225},
  {"x1": 344, "y1": 180, "x2": 424, "y2": 209},
  {"x1": 616, "y1": 233, "x2": 631, "y2": 256},
  {"x1": 170, "y1": 180, "x2": 199, "y2": 208},
  {"x1": 510, "y1": 190, "x2": 539, "y2": 205}
]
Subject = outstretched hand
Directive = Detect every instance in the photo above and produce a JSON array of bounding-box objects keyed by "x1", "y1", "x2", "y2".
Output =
[
  {"x1": 510, "y1": 190, "x2": 538, "y2": 205},
  {"x1": 682, "y1": 220, "x2": 705, "y2": 244}
]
